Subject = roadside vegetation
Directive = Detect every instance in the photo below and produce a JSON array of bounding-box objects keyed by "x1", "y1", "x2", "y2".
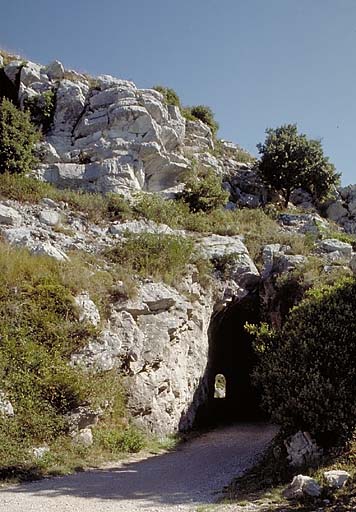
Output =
[{"x1": 0, "y1": 244, "x2": 152, "y2": 481}]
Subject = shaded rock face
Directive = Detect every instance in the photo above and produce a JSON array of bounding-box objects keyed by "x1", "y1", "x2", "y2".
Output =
[{"x1": 326, "y1": 185, "x2": 356, "y2": 233}]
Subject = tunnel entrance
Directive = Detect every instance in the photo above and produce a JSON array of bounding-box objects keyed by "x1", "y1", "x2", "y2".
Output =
[{"x1": 196, "y1": 292, "x2": 264, "y2": 427}]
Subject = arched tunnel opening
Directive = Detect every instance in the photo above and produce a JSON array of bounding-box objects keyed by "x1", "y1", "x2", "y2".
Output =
[{"x1": 195, "y1": 291, "x2": 266, "y2": 428}]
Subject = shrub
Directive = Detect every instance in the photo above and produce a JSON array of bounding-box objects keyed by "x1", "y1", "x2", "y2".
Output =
[
  {"x1": 153, "y1": 85, "x2": 181, "y2": 107},
  {"x1": 179, "y1": 167, "x2": 229, "y2": 213},
  {"x1": 183, "y1": 105, "x2": 219, "y2": 135},
  {"x1": 257, "y1": 124, "x2": 340, "y2": 207},
  {"x1": 251, "y1": 277, "x2": 356, "y2": 446},
  {"x1": 94, "y1": 426, "x2": 145, "y2": 454},
  {"x1": 24, "y1": 89, "x2": 56, "y2": 133},
  {"x1": 0, "y1": 98, "x2": 40, "y2": 174}
]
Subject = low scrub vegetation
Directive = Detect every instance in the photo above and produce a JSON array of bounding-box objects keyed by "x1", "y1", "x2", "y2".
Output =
[
  {"x1": 0, "y1": 172, "x2": 133, "y2": 224},
  {"x1": 105, "y1": 233, "x2": 197, "y2": 286},
  {"x1": 183, "y1": 104, "x2": 219, "y2": 135},
  {"x1": 153, "y1": 85, "x2": 181, "y2": 107}
]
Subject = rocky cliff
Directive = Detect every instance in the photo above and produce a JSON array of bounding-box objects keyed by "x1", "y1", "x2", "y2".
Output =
[{"x1": 1, "y1": 53, "x2": 356, "y2": 439}]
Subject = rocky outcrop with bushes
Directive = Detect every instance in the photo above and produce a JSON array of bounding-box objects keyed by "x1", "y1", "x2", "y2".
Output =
[{"x1": 0, "y1": 51, "x2": 355, "y2": 487}]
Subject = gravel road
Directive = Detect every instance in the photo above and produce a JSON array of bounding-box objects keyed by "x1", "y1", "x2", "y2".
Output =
[{"x1": 0, "y1": 423, "x2": 277, "y2": 512}]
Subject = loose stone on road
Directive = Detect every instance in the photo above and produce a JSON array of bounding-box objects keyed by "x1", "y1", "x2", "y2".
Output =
[{"x1": 0, "y1": 423, "x2": 277, "y2": 512}]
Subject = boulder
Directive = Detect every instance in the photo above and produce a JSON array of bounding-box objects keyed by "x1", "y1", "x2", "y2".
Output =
[
  {"x1": 20, "y1": 62, "x2": 42, "y2": 86},
  {"x1": 285, "y1": 431, "x2": 322, "y2": 467},
  {"x1": 46, "y1": 60, "x2": 65, "y2": 80},
  {"x1": 71, "y1": 428, "x2": 93, "y2": 447},
  {"x1": 0, "y1": 391, "x2": 14, "y2": 417},
  {"x1": 74, "y1": 292, "x2": 100, "y2": 326},
  {"x1": 39, "y1": 209, "x2": 60, "y2": 226},
  {"x1": 318, "y1": 239, "x2": 353, "y2": 259},
  {"x1": 0, "y1": 204, "x2": 22, "y2": 226},
  {"x1": 324, "y1": 470, "x2": 350, "y2": 488},
  {"x1": 326, "y1": 200, "x2": 348, "y2": 222},
  {"x1": 283, "y1": 474, "x2": 321, "y2": 500},
  {"x1": 31, "y1": 242, "x2": 69, "y2": 262},
  {"x1": 278, "y1": 213, "x2": 329, "y2": 235}
]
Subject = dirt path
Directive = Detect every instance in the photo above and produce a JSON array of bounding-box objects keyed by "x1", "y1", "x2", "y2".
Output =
[{"x1": 0, "y1": 423, "x2": 277, "y2": 512}]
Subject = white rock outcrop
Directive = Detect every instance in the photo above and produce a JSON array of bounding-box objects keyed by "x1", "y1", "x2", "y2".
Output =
[
  {"x1": 0, "y1": 204, "x2": 22, "y2": 226},
  {"x1": 324, "y1": 470, "x2": 350, "y2": 489},
  {"x1": 72, "y1": 281, "x2": 214, "y2": 435},
  {"x1": 0, "y1": 391, "x2": 14, "y2": 417},
  {"x1": 283, "y1": 474, "x2": 321, "y2": 500}
]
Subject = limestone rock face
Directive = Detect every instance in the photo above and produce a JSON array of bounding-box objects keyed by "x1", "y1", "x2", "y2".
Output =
[
  {"x1": 285, "y1": 431, "x2": 322, "y2": 467},
  {"x1": 199, "y1": 234, "x2": 260, "y2": 290},
  {"x1": 326, "y1": 185, "x2": 356, "y2": 233},
  {"x1": 72, "y1": 281, "x2": 214, "y2": 435},
  {"x1": 7, "y1": 57, "x2": 190, "y2": 196}
]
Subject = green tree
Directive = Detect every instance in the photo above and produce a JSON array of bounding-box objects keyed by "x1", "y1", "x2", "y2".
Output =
[
  {"x1": 250, "y1": 277, "x2": 356, "y2": 446},
  {"x1": 257, "y1": 124, "x2": 340, "y2": 207},
  {"x1": 0, "y1": 98, "x2": 40, "y2": 174}
]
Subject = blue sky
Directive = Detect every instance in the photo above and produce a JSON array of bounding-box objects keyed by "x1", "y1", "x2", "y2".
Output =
[{"x1": 1, "y1": 0, "x2": 355, "y2": 185}]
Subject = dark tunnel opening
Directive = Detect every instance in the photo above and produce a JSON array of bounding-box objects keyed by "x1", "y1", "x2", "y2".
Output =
[{"x1": 195, "y1": 291, "x2": 266, "y2": 428}]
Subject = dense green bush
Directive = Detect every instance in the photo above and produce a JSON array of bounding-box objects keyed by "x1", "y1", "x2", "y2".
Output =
[
  {"x1": 153, "y1": 85, "x2": 181, "y2": 107},
  {"x1": 257, "y1": 124, "x2": 340, "y2": 206},
  {"x1": 251, "y1": 277, "x2": 356, "y2": 445},
  {"x1": 179, "y1": 167, "x2": 229, "y2": 213},
  {"x1": 0, "y1": 98, "x2": 40, "y2": 174},
  {"x1": 24, "y1": 89, "x2": 56, "y2": 133},
  {"x1": 183, "y1": 105, "x2": 219, "y2": 135}
]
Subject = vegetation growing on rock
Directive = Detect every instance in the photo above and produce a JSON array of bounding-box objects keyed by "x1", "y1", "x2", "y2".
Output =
[
  {"x1": 0, "y1": 98, "x2": 40, "y2": 175},
  {"x1": 0, "y1": 244, "x2": 143, "y2": 479},
  {"x1": 153, "y1": 85, "x2": 181, "y2": 107},
  {"x1": 183, "y1": 104, "x2": 219, "y2": 135}
]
